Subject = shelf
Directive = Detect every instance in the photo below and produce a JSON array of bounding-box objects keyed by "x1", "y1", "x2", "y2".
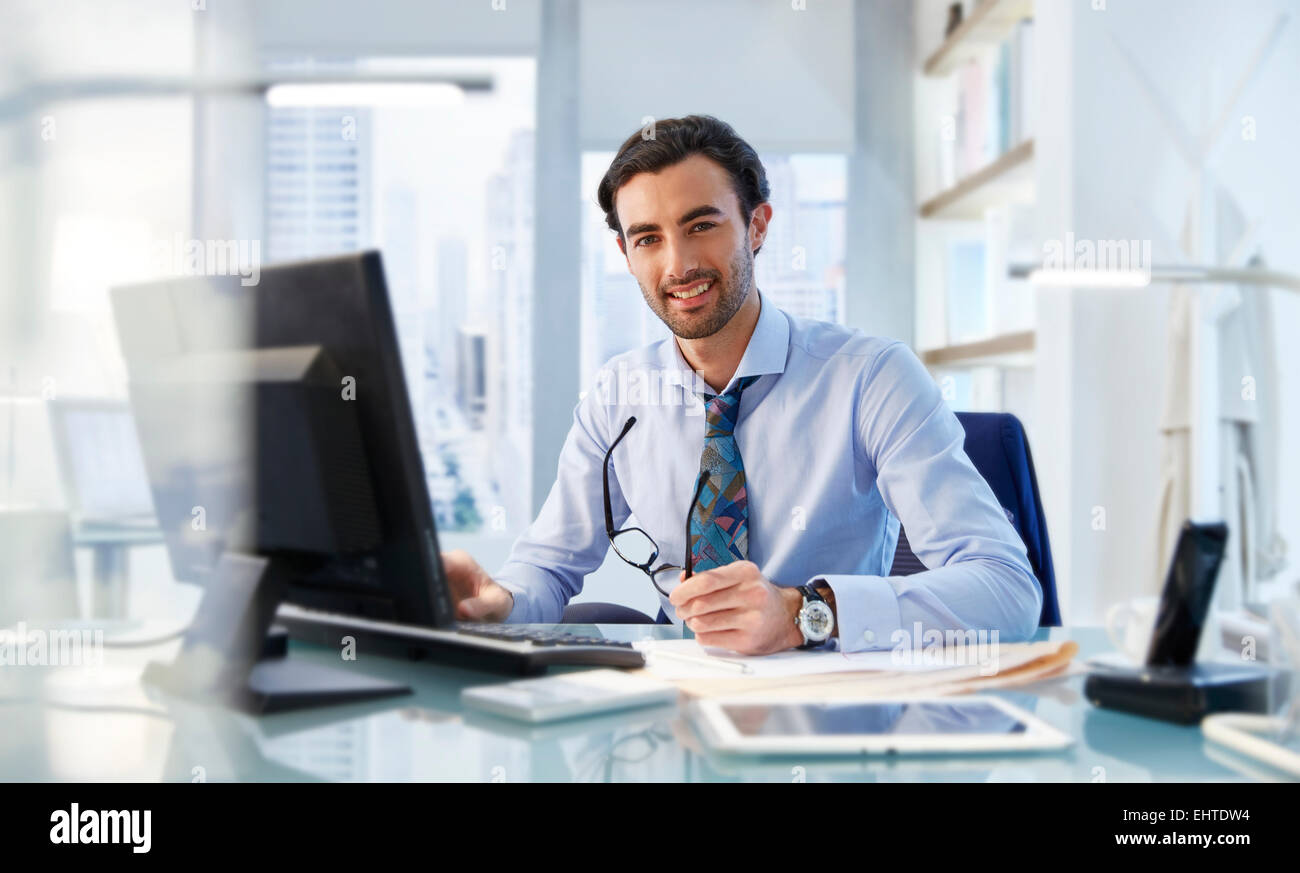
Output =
[
  {"x1": 919, "y1": 138, "x2": 1034, "y2": 219},
  {"x1": 923, "y1": 0, "x2": 1035, "y2": 77},
  {"x1": 920, "y1": 330, "x2": 1035, "y2": 367}
]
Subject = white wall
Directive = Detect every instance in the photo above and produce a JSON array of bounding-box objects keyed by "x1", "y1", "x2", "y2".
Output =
[
  {"x1": 578, "y1": 0, "x2": 854, "y2": 152},
  {"x1": 255, "y1": 0, "x2": 540, "y2": 56},
  {"x1": 847, "y1": 0, "x2": 914, "y2": 342},
  {"x1": 1036, "y1": 0, "x2": 1300, "y2": 622}
]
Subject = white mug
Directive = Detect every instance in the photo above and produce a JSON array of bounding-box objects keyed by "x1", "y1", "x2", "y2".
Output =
[{"x1": 1105, "y1": 596, "x2": 1160, "y2": 664}]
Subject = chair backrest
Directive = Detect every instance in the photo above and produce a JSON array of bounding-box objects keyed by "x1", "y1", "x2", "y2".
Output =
[{"x1": 888, "y1": 411, "x2": 1062, "y2": 627}]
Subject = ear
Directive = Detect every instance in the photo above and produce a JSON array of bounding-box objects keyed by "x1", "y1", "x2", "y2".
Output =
[
  {"x1": 616, "y1": 235, "x2": 626, "y2": 257},
  {"x1": 749, "y1": 202, "x2": 773, "y2": 254}
]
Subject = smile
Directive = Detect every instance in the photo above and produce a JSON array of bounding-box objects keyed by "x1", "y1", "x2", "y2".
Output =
[{"x1": 669, "y1": 280, "x2": 711, "y2": 300}]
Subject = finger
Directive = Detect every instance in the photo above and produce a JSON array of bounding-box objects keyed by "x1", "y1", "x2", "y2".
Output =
[
  {"x1": 442, "y1": 549, "x2": 471, "y2": 570},
  {"x1": 672, "y1": 572, "x2": 739, "y2": 611},
  {"x1": 670, "y1": 561, "x2": 754, "y2": 606},
  {"x1": 457, "y1": 596, "x2": 487, "y2": 621},
  {"x1": 684, "y1": 607, "x2": 748, "y2": 634},
  {"x1": 441, "y1": 550, "x2": 474, "y2": 591},
  {"x1": 677, "y1": 587, "x2": 749, "y2": 620}
]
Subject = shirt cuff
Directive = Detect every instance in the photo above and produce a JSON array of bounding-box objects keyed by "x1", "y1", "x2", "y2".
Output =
[
  {"x1": 494, "y1": 562, "x2": 564, "y2": 624},
  {"x1": 810, "y1": 574, "x2": 901, "y2": 654}
]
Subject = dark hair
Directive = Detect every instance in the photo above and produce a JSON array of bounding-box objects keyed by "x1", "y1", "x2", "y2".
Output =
[{"x1": 596, "y1": 114, "x2": 770, "y2": 256}]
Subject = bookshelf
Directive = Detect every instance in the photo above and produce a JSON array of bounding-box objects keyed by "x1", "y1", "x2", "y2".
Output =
[
  {"x1": 919, "y1": 329, "x2": 1034, "y2": 367},
  {"x1": 923, "y1": 0, "x2": 1036, "y2": 77},
  {"x1": 914, "y1": 0, "x2": 1037, "y2": 414},
  {"x1": 918, "y1": 138, "x2": 1034, "y2": 219}
]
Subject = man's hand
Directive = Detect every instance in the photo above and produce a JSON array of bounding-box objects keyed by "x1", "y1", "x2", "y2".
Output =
[
  {"x1": 668, "y1": 561, "x2": 804, "y2": 655},
  {"x1": 442, "y1": 549, "x2": 515, "y2": 622}
]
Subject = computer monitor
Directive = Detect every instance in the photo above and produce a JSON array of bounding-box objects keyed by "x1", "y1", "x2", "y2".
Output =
[
  {"x1": 110, "y1": 251, "x2": 455, "y2": 632},
  {"x1": 47, "y1": 398, "x2": 156, "y2": 526}
]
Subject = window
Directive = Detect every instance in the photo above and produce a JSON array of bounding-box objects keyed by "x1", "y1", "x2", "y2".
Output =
[{"x1": 264, "y1": 58, "x2": 536, "y2": 536}]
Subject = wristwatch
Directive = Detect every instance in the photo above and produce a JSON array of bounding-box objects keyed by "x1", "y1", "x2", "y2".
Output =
[{"x1": 794, "y1": 584, "x2": 834, "y2": 649}]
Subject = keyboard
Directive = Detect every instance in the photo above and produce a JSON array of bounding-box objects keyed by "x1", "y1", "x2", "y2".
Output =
[{"x1": 275, "y1": 604, "x2": 646, "y2": 675}]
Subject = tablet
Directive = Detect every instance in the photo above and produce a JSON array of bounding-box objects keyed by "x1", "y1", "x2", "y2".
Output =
[{"x1": 688, "y1": 695, "x2": 1074, "y2": 756}]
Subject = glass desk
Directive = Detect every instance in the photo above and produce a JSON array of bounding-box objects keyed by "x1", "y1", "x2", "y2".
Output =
[{"x1": 0, "y1": 625, "x2": 1288, "y2": 782}]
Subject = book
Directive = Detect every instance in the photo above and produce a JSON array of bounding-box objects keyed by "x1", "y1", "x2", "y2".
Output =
[{"x1": 1015, "y1": 19, "x2": 1035, "y2": 143}]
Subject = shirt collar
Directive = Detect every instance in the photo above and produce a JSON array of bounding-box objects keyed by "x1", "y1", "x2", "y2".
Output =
[{"x1": 661, "y1": 290, "x2": 790, "y2": 398}]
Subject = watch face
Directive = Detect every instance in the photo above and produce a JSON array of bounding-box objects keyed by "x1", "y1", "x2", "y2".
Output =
[{"x1": 800, "y1": 600, "x2": 834, "y2": 641}]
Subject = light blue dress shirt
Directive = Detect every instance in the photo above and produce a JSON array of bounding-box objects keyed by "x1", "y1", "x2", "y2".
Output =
[{"x1": 495, "y1": 293, "x2": 1043, "y2": 653}]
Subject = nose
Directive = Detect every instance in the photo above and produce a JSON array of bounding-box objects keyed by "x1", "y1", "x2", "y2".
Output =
[{"x1": 663, "y1": 236, "x2": 701, "y2": 288}]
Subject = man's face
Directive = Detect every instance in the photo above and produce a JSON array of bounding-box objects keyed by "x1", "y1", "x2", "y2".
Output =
[{"x1": 614, "y1": 154, "x2": 767, "y2": 340}]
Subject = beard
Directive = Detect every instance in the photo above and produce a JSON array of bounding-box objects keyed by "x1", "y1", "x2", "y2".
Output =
[{"x1": 639, "y1": 243, "x2": 754, "y2": 340}]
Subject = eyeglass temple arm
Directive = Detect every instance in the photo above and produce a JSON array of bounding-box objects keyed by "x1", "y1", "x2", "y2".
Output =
[
  {"x1": 603, "y1": 416, "x2": 637, "y2": 538},
  {"x1": 684, "y1": 470, "x2": 710, "y2": 579}
]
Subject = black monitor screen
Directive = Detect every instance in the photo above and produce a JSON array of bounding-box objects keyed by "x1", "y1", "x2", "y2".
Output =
[{"x1": 111, "y1": 251, "x2": 452, "y2": 628}]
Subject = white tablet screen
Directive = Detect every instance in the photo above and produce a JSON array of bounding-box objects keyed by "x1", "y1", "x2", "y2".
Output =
[{"x1": 720, "y1": 701, "x2": 1028, "y2": 737}]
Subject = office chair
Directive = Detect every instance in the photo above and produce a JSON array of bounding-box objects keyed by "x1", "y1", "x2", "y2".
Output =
[
  {"x1": 889, "y1": 412, "x2": 1061, "y2": 627},
  {"x1": 563, "y1": 411, "x2": 1061, "y2": 627}
]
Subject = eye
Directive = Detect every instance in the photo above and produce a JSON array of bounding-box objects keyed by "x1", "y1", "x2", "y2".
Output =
[
  {"x1": 633, "y1": 235, "x2": 658, "y2": 248},
  {"x1": 691, "y1": 221, "x2": 716, "y2": 232}
]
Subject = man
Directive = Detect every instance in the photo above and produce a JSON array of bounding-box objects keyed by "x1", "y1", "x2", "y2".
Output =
[{"x1": 443, "y1": 115, "x2": 1042, "y2": 655}]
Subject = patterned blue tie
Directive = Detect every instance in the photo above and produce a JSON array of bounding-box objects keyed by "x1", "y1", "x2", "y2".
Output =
[{"x1": 690, "y1": 375, "x2": 759, "y2": 572}]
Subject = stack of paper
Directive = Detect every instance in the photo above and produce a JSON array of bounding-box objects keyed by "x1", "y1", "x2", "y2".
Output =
[{"x1": 631, "y1": 639, "x2": 1079, "y2": 700}]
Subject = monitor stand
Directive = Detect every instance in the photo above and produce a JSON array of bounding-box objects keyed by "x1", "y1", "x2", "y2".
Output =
[{"x1": 143, "y1": 552, "x2": 410, "y2": 715}]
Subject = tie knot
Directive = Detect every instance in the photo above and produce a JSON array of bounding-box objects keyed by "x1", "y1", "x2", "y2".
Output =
[{"x1": 703, "y1": 375, "x2": 758, "y2": 437}]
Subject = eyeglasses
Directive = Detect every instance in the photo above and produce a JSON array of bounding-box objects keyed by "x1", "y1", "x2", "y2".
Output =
[{"x1": 603, "y1": 416, "x2": 711, "y2": 598}]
